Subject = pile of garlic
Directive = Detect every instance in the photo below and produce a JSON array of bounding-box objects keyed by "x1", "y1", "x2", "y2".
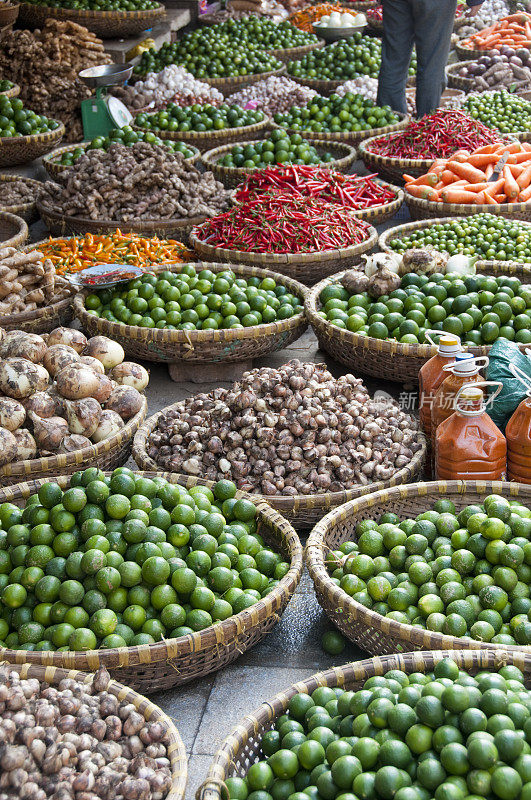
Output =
[{"x1": 115, "y1": 65, "x2": 224, "y2": 111}]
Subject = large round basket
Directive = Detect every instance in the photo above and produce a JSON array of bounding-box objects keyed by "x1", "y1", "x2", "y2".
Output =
[
  {"x1": 201, "y1": 138, "x2": 357, "y2": 188},
  {"x1": 405, "y1": 190, "x2": 531, "y2": 221},
  {"x1": 0, "y1": 122, "x2": 65, "y2": 167},
  {"x1": 0, "y1": 174, "x2": 41, "y2": 223},
  {"x1": 189, "y1": 224, "x2": 379, "y2": 286},
  {"x1": 274, "y1": 113, "x2": 409, "y2": 146},
  {"x1": 133, "y1": 407, "x2": 426, "y2": 530},
  {"x1": 0, "y1": 209, "x2": 28, "y2": 248},
  {"x1": 305, "y1": 264, "x2": 531, "y2": 382},
  {"x1": 0, "y1": 295, "x2": 73, "y2": 333},
  {"x1": 454, "y1": 39, "x2": 489, "y2": 60},
  {"x1": 202, "y1": 66, "x2": 285, "y2": 97},
  {"x1": 0, "y1": 396, "x2": 147, "y2": 485},
  {"x1": 4, "y1": 661, "x2": 187, "y2": 800},
  {"x1": 0, "y1": 471, "x2": 303, "y2": 692},
  {"x1": 42, "y1": 140, "x2": 201, "y2": 179},
  {"x1": 0, "y1": 2, "x2": 19, "y2": 25},
  {"x1": 342, "y1": 0, "x2": 378, "y2": 9},
  {"x1": 306, "y1": 481, "x2": 531, "y2": 655},
  {"x1": 17, "y1": 1, "x2": 166, "y2": 37},
  {"x1": 287, "y1": 73, "x2": 344, "y2": 95},
  {"x1": 0, "y1": 81, "x2": 20, "y2": 98},
  {"x1": 133, "y1": 115, "x2": 271, "y2": 152},
  {"x1": 36, "y1": 202, "x2": 207, "y2": 246},
  {"x1": 267, "y1": 39, "x2": 325, "y2": 63},
  {"x1": 446, "y1": 60, "x2": 475, "y2": 91},
  {"x1": 74, "y1": 261, "x2": 308, "y2": 364},
  {"x1": 359, "y1": 132, "x2": 435, "y2": 183},
  {"x1": 196, "y1": 648, "x2": 531, "y2": 800}
]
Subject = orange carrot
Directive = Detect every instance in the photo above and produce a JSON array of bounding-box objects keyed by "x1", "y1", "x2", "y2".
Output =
[
  {"x1": 427, "y1": 159, "x2": 447, "y2": 174},
  {"x1": 485, "y1": 164, "x2": 494, "y2": 179},
  {"x1": 446, "y1": 161, "x2": 486, "y2": 182},
  {"x1": 402, "y1": 173, "x2": 439, "y2": 187},
  {"x1": 440, "y1": 189, "x2": 481, "y2": 204},
  {"x1": 482, "y1": 192, "x2": 499, "y2": 205},
  {"x1": 406, "y1": 185, "x2": 439, "y2": 200},
  {"x1": 468, "y1": 154, "x2": 501, "y2": 168},
  {"x1": 504, "y1": 164, "x2": 519, "y2": 200},
  {"x1": 483, "y1": 177, "x2": 506, "y2": 197},
  {"x1": 517, "y1": 164, "x2": 531, "y2": 189},
  {"x1": 519, "y1": 184, "x2": 531, "y2": 202}
]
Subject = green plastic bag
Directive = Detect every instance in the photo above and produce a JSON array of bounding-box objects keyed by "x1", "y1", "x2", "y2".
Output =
[{"x1": 486, "y1": 339, "x2": 531, "y2": 432}]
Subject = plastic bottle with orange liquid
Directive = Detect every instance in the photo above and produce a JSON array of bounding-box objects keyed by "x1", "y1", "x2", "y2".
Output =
[
  {"x1": 435, "y1": 381, "x2": 506, "y2": 481},
  {"x1": 506, "y1": 363, "x2": 531, "y2": 484},
  {"x1": 418, "y1": 331, "x2": 462, "y2": 439},
  {"x1": 431, "y1": 352, "x2": 489, "y2": 451}
]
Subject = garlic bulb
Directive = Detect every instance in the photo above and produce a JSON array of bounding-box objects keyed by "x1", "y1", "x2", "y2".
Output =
[
  {"x1": 105, "y1": 386, "x2": 143, "y2": 420},
  {"x1": 0, "y1": 358, "x2": 49, "y2": 399},
  {"x1": 84, "y1": 336, "x2": 125, "y2": 369},
  {"x1": 363, "y1": 252, "x2": 402, "y2": 278},
  {"x1": 23, "y1": 391, "x2": 58, "y2": 419},
  {"x1": 47, "y1": 327, "x2": 88, "y2": 354},
  {"x1": 445, "y1": 255, "x2": 476, "y2": 275}
]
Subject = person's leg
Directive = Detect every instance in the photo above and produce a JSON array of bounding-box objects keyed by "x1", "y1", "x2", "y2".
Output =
[
  {"x1": 413, "y1": 0, "x2": 457, "y2": 117},
  {"x1": 376, "y1": 0, "x2": 414, "y2": 115}
]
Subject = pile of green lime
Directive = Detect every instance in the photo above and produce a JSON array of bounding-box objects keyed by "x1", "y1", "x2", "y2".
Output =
[
  {"x1": 0, "y1": 96, "x2": 61, "y2": 138},
  {"x1": 318, "y1": 271, "x2": 531, "y2": 346},
  {"x1": 56, "y1": 126, "x2": 195, "y2": 166},
  {"x1": 218, "y1": 130, "x2": 334, "y2": 168},
  {"x1": 275, "y1": 93, "x2": 399, "y2": 135},
  {"x1": 325, "y1": 494, "x2": 531, "y2": 645},
  {"x1": 0, "y1": 80, "x2": 14, "y2": 93},
  {"x1": 0, "y1": 467, "x2": 290, "y2": 652},
  {"x1": 135, "y1": 103, "x2": 264, "y2": 134},
  {"x1": 226, "y1": 656, "x2": 531, "y2": 800},
  {"x1": 24, "y1": 0, "x2": 159, "y2": 11},
  {"x1": 463, "y1": 92, "x2": 531, "y2": 135},
  {"x1": 85, "y1": 265, "x2": 303, "y2": 330}
]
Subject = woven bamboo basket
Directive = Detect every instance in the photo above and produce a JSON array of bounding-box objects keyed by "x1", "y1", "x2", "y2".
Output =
[
  {"x1": 455, "y1": 39, "x2": 489, "y2": 60},
  {"x1": 342, "y1": 0, "x2": 378, "y2": 9},
  {"x1": 17, "y1": 1, "x2": 166, "y2": 37},
  {"x1": 202, "y1": 66, "x2": 285, "y2": 96},
  {"x1": 0, "y1": 1, "x2": 19, "y2": 25},
  {"x1": 405, "y1": 191, "x2": 531, "y2": 221},
  {"x1": 201, "y1": 139, "x2": 358, "y2": 188},
  {"x1": 274, "y1": 112, "x2": 409, "y2": 145},
  {"x1": 42, "y1": 140, "x2": 201, "y2": 179},
  {"x1": 358, "y1": 132, "x2": 434, "y2": 183},
  {"x1": 0, "y1": 121, "x2": 64, "y2": 167},
  {"x1": 267, "y1": 38, "x2": 325, "y2": 63},
  {"x1": 0, "y1": 209, "x2": 28, "y2": 248},
  {"x1": 287, "y1": 73, "x2": 344, "y2": 94},
  {"x1": 36, "y1": 202, "x2": 206, "y2": 246},
  {"x1": 190, "y1": 224, "x2": 379, "y2": 286},
  {"x1": 0, "y1": 471, "x2": 303, "y2": 692},
  {"x1": 4, "y1": 661, "x2": 187, "y2": 800},
  {"x1": 133, "y1": 407, "x2": 426, "y2": 529},
  {"x1": 446, "y1": 60, "x2": 475, "y2": 91},
  {"x1": 197, "y1": 648, "x2": 531, "y2": 800},
  {"x1": 366, "y1": 14, "x2": 382, "y2": 31},
  {"x1": 74, "y1": 261, "x2": 307, "y2": 363},
  {"x1": 305, "y1": 265, "x2": 531, "y2": 382},
  {"x1": 133, "y1": 115, "x2": 271, "y2": 152},
  {"x1": 306, "y1": 480, "x2": 531, "y2": 655},
  {"x1": 0, "y1": 173, "x2": 40, "y2": 223},
  {"x1": 0, "y1": 295, "x2": 73, "y2": 334},
  {"x1": 0, "y1": 81, "x2": 19, "y2": 98},
  {"x1": 0, "y1": 396, "x2": 146, "y2": 485}
]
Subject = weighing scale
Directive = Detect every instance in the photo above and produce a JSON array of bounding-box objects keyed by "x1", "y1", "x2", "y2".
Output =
[
  {"x1": 67, "y1": 264, "x2": 143, "y2": 288},
  {"x1": 79, "y1": 64, "x2": 134, "y2": 140}
]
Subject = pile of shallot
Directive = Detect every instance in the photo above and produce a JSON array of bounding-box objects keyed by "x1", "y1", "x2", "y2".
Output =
[{"x1": 0, "y1": 327, "x2": 149, "y2": 465}]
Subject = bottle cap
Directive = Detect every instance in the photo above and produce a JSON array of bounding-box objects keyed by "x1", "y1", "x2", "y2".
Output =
[{"x1": 438, "y1": 334, "x2": 461, "y2": 357}]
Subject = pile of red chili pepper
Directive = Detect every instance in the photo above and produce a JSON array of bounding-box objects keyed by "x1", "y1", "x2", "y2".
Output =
[
  {"x1": 196, "y1": 193, "x2": 372, "y2": 254},
  {"x1": 366, "y1": 110, "x2": 503, "y2": 160},
  {"x1": 234, "y1": 166, "x2": 397, "y2": 210},
  {"x1": 366, "y1": 5, "x2": 383, "y2": 22}
]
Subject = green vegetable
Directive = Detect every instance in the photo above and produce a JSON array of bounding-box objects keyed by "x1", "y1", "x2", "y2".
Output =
[
  {"x1": 135, "y1": 103, "x2": 263, "y2": 134},
  {"x1": 275, "y1": 92, "x2": 399, "y2": 134},
  {"x1": 463, "y1": 92, "x2": 531, "y2": 134},
  {"x1": 0, "y1": 80, "x2": 14, "y2": 93},
  {"x1": 219, "y1": 129, "x2": 334, "y2": 168},
  {"x1": 325, "y1": 494, "x2": 531, "y2": 645},
  {"x1": 22, "y1": 0, "x2": 159, "y2": 11},
  {"x1": 57, "y1": 126, "x2": 194, "y2": 166},
  {"x1": 85, "y1": 265, "x2": 304, "y2": 330},
  {"x1": 319, "y1": 269, "x2": 531, "y2": 346},
  {"x1": 0, "y1": 96, "x2": 60, "y2": 138},
  {"x1": 0, "y1": 467, "x2": 290, "y2": 652}
]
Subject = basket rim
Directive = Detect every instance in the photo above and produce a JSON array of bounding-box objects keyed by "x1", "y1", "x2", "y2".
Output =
[
  {"x1": 132, "y1": 115, "x2": 270, "y2": 143},
  {"x1": 132, "y1": 398, "x2": 427, "y2": 514},
  {"x1": 0, "y1": 120, "x2": 65, "y2": 148},
  {"x1": 42, "y1": 140, "x2": 201, "y2": 171},
  {"x1": 405, "y1": 190, "x2": 531, "y2": 215},
  {"x1": 0, "y1": 395, "x2": 147, "y2": 479},
  {"x1": 0, "y1": 293, "x2": 72, "y2": 327},
  {"x1": 306, "y1": 479, "x2": 531, "y2": 654},
  {"x1": 0, "y1": 173, "x2": 41, "y2": 216},
  {"x1": 197, "y1": 647, "x2": 531, "y2": 800},
  {"x1": 36, "y1": 200, "x2": 208, "y2": 231},
  {"x1": 0, "y1": 470, "x2": 303, "y2": 668},
  {"x1": 200, "y1": 137, "x2": 357, "y2": 174},
  {"x1": 0, "y1": 81, "x2": 20, "y2": 97},
  {"x1": 267, "y1": 37, "x2": 325, "y2": 57},
  {"x1": 359, "y1": 131, "x2": 443, "y2": 170},
  {"x1": 73, "y1": 260, "x2": 308, "y2": 346},
  {"x1": 189, "y1": 223, "x2": 379, "y2": 264},
  {"x1": 203, "y1": 66, "x2": 284, "y2": 87},
  {"x1": 6, "y1": 660, "x2": 187, "y2": 800},
  {"x1": 274, "y1": 112, "x2": 410, "y2": 142},
  {"x1": 0, "y1": 208, "x2": 29, "y2": 246},
  {"x1": 18, "y1": 0, "x2": 165, "y2": 18}
]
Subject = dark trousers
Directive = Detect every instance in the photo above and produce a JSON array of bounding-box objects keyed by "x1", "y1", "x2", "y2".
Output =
[{"x1": 376, "y1": 0, "x2": 457, "y2": 117}]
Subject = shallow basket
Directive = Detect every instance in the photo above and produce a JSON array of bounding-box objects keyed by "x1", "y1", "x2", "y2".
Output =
[
  {"x1": 196, "y1": 648, "x2": 531, "y2": 800},
  {"x1": 0, "y1": 397, "x2": 147, "y2": 485},
  {"x1": 405, "y1": 191, "x2": 531, "y2": 222},
  {"x1": 17, "y1": 1, "x2": 166, "y2": 37},
  {"x1": 446, "y1": 60, "x2": 475, "y2": 91},
  {"x1": 74, "y1": 261, "x2": 308, "y2": 364},
  {"x1": 5, "y1": 661, "x2": 187, "y2": 800},
  {"x1": 133, "y1": 115, "x2": 271, "y2": 152},
  {"x1": 287, "y1": 73, "x2": 344, "y2": 94},
  {"x1": 201, "y1": 138, "x2": 357, "y2": 188},
  {"x1": 0, "y1": 2, "x2": 19, "y2": 25},
  {"x1": 0, "y1": 471, "x2": 303, "y2": 692},
  {"x1": 36, "y1": 202, "x2": 206, "y2": 246},
  {"x1": 190, "y1": 224, "x2": 379, "y2": 286},
  {"x1": 305, "y1": 264, "x2": 531, "y2": 382},
  {"x1": 0, "y1": 295, "x2": 73, "y2": 333},
  {"x1": 0, "y1": 122, "x2": 65, "y2": 167},
  {"x1": 267, "y1": 39, "x2": 325, "y2": 63},
  {"x1": 306, "y1": 481, "x2": 531, "y2": 655},
  {"x1": 358, "y1": 132, "x2": 434, "y2": 183},
  {"x1": 42, "y1": 140, "x2": 201, "y2": 179},
  {"x1": 455, "y1": 39, "x2": 491, "y2": 60},
  {"x1": 274, "y1": 112, "x2": 409, "y2": 145},
  {"x1": 202, "y1": 67, "x2": 285, "y2": 96},
  {"x1": 0, "y1": 209, "x2": 28, "y2": 248},
  {"x1": 0, "y1": 173, "x2": 41, "y2": 223},
  {"x1": 133, "y1": 407, "x2": 426, "y2": 530},
  {"x1": 0, "y1": 81, "x2": 19, "y2": 98}
]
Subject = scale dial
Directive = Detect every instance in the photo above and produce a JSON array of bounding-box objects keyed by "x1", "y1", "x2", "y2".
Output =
[{"x1": 107, "y1": 96, "x2": 133, "y2": 127}]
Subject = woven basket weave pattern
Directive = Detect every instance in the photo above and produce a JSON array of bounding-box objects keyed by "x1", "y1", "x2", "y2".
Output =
[
  {"x1": 359, "y1": 133, "x2": 434, "y2": 183},
  {"x1": 0, "y1": 472, "x2": 303, "y2": 693},
  {"x1": 0, "y1": 209, "x2": 28, "y2": 248},
  {"x1": 406, "y1": 192, "x2": 531, "y2": 222},
  {"x1": 17, "y1": 1, "x2": 166, "y2": 37},
  {"x1": 0, "y1": 81, "x2": 20, "y2": 98},
  {"x1": 268, "y1": 39, "x2": 325, "y2": 63},
  {"x1": 306, "y1": 480, "x2": 531, "y2": 655},
  {"x1": 274, "y1": 112, "x2": 409, "y2": 145},
  {"x1": 133, "y1": 116, "x2": 272, "y2": 152},
  {"x1": 0, "y1": 122, "x2": 64, "y2": 167},
  {"x1": 0, "y1": 174, "x2": 40, "y2": 223}
]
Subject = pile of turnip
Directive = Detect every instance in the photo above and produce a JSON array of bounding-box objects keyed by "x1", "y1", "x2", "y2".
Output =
[{"x1": 0, "y1": 327, "x2": 149, "y2": 466}]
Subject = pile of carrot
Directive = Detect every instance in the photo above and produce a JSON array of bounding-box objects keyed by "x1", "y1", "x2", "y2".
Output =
[
  {"x1": 288, "y1": 4, "x2": 347, "y2": 31},
  {"x1": 460, "y1": 13, "x2": 531, "y2": 51},
  {"x1": 404, "y1": 142, "x2": 531, "y2": 205}
]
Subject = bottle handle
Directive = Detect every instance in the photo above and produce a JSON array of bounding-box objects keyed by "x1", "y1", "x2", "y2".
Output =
[
  {"x1": 508, "y1": 362, "x2": 531, "y2": 397},
  {"x1": 424, "y1": 329, "x2": 465, "y2": 350},
  {"x1": 442, "y1": 354, "x2": 490, "y2": 373},
  {"x1": 454, "y1": 380, "x2": 503, "y2": 413}
]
